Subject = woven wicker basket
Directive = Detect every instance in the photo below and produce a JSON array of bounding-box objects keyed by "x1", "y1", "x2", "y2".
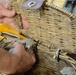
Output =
[{"x1": 1, "y1": 0, "x2": 76, "y2": 75}]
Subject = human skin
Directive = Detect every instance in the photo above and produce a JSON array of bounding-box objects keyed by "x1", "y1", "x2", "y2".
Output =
[
  {"x1": 0, "y1": 2, "x2": 35, "y2": 74},
  {"x1": 0, "y1": 2, "x2": 28, "y2": 30}
]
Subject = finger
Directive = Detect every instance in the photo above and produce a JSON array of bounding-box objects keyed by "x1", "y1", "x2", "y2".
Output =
[
  {"x1": 0, "y1": 14, "x2": 4, "y2": 18},
  {"x1": 21, "y1": 15, "x2": 29, "y2": 29},
  {"x1": 8, "y1": 22, "x2": 19, "y2": 31},
  {"x1": 3, "y1": 17, "x2": 13, "y2": 23},
  {"x1": 0, "y1": 2, "x2": 8, "y2": 8},
  {"x1": 11, "y1": 42, "x2": 25, "y2": 56},
  {"x1": 3, "y1": 17, "x2": 20, "y2": 31},
  {"x1": 0, "y1": 4, "x2": 15, "y2": 17},
  {"x1": 3, "y1": 17, "x2": 18, "y2": 30},
  {"x1": 12, "y1": 42, "x2": 36, "y2": 63},
  {"x1": 0, "y1": 18, "x2": 3, "y2": 23}
]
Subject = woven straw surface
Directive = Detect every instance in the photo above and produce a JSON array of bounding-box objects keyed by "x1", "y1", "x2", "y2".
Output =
[
  {"x1": 9, "y1": 0, "x2": 76, "y2": 53},
  {"x1": 8, "y1": 0, "x2": 76, "y2": 75}
]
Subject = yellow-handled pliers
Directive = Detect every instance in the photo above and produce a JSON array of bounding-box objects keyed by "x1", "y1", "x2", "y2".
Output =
[{"x1": 0, "y1": 24, "x2": 25, "y2": 40}]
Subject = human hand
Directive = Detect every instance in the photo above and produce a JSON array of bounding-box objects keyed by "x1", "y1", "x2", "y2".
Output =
[
  {"x1": 0, "y1": 2, "x2": 28, "y2": 30},
  {"x1": 9, "y1": 42, "x2": 36, "y2": 74},
  {"x1": 0, "y1": 2, "x2": 35, "y2": 74},
  {"x1": 0, "y1": 42, "x2": 35, "y2": 74}
]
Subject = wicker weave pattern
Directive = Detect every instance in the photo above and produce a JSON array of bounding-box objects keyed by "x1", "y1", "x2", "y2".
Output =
[
  {"x1": 20, "y1": 4, "x2": 76, "y2": 75},
  {"x1": 21, "y1": 7, "x2": 76, "y2": 54},
  {"x1": 9, "y1": 0, "x2": 76, "y2": 52},
  {"x1": 8, "y1": 0, "x2": 76, "y2": 75}
]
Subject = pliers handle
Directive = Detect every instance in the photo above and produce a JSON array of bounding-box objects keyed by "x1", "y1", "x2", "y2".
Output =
[{"x1": 0, "y1": 24, "x2": 25, "y2": 40}]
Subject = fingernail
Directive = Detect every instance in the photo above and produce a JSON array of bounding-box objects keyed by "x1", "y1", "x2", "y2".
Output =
[
  {"x1": 9, "y1": 10, "x2": 16, "y2": 17},
  {"x1": 5, "y1": 10, "x2": 16, "y2": 17}
]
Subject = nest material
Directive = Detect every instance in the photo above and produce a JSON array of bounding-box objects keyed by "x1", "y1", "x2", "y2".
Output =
[{"x1": 8, "y1": 0, "x2": 76, "y2": 75}]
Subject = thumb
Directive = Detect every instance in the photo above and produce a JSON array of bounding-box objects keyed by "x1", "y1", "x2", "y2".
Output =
[
  {"x1": 0, "y1": 4, "x2": 15, "y2": 17},
  {"x1": 9, "y1": 42, "x2": 25, "y2": 56}
]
